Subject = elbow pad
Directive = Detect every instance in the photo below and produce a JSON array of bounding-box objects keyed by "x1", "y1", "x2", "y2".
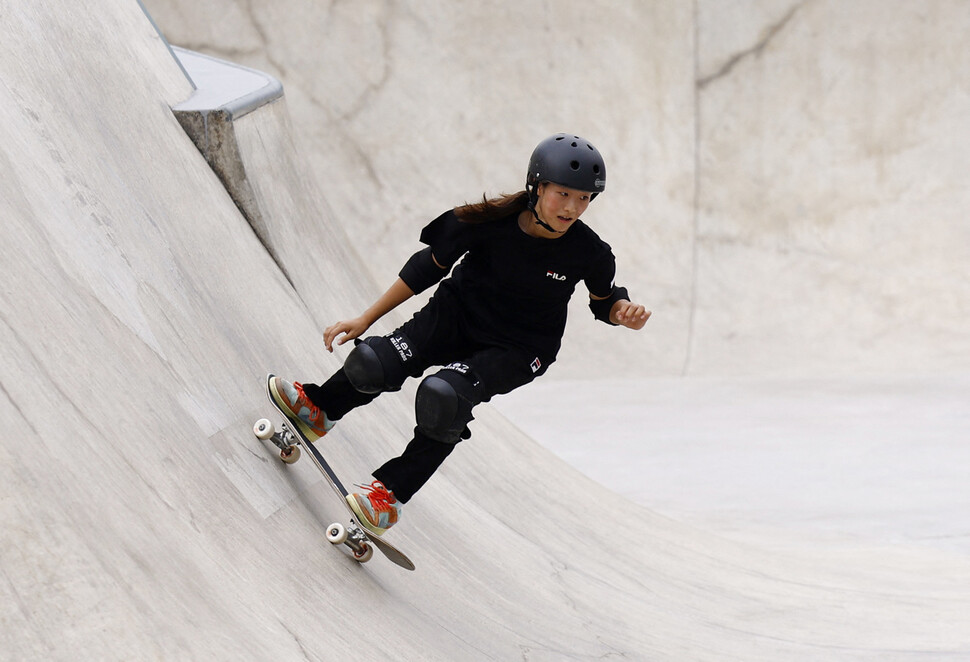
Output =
[
  {"x1": 399, "y1": 247, "x2": 447, "y2": 294},
  {"x1": 589, "y1": 286, "x2": 629, "y2": 325}
]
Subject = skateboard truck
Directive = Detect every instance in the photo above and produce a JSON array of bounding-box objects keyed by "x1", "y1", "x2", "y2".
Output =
[{"x1": 254, "y1": 418, "x2": 301, "y2": 464}]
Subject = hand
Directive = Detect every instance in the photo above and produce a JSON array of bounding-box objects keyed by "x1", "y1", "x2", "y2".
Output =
[
  {"x1": 612, "y1": 301, "x2": 651, "y2": 330},
  {"x1": 323, "y1": 316, "x2": 371, "y2": 352}
]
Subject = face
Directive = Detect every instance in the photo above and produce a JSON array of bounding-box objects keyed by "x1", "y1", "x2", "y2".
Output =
[{"x1": 534, "y1": 182, "x2": 591, "y2": 235}]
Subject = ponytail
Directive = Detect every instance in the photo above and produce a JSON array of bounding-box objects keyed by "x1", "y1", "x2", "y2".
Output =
[{"x1": 454, "y1": 191, "x2": 529, "y2": 224}]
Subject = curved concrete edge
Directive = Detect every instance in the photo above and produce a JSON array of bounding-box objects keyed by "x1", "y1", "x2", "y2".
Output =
[
  {"x1": 170, "y1": 48, "x2": 284, "y2": 254},
  {"x1": 171, "y1": 47, "x2": 282, "y2": 119}
]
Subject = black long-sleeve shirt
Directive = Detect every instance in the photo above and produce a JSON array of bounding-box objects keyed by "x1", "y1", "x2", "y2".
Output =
[{"x1": 402, "y1": 210, "x2": 618, "y2": 360}]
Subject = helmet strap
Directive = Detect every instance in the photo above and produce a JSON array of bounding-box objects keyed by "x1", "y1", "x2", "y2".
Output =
[
  {"x1": 528, "y1": 183, "x2": 566, "y2": 235},
  {"x1": 531, "y1": 207, "x2": 566, "y2": 235}
]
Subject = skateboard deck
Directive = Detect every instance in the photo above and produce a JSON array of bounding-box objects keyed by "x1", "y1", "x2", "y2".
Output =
[{"x1": 255, "y1": 374, "x2": 415, "y2": 571}]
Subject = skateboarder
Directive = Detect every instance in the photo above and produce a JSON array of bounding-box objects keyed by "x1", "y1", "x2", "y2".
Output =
[{"x1": 271, "y1": 133, "x2": 650, "y2": 535}]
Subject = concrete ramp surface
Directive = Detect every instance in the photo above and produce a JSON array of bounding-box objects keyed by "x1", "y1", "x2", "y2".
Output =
[{"x1": 2, "y1": 2, "x2": 969, "y2": 660}]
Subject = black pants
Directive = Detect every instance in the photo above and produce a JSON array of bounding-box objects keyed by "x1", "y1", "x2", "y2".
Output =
[{"x1": 303, "y1": 285, "x2": 550, "y2": 502}]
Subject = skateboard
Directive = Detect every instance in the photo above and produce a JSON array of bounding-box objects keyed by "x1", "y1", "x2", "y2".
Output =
[{"x1": 253, "y1": 374, "x2": 415, "y2": 571}]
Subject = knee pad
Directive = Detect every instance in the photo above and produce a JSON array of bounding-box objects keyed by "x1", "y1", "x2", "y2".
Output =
[
  {"x1": 415, "y1": 363, "x2": 483, "y2": 444},
  {"x1": 344, "y1": 333, "x2": 417, "y2": 394}
]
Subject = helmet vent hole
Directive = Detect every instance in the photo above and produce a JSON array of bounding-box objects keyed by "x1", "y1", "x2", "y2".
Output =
[
  {"x1": 593, "y1": 165, "x2": 601, "y2": 174},
  {"x1": 570, "y1": 160, "x2": 580, "y2": 171}
]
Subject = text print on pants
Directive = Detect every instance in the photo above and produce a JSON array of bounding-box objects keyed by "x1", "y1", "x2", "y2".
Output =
[{"x1": 389, "y1": 333, "x2": 413, "y2": 363}]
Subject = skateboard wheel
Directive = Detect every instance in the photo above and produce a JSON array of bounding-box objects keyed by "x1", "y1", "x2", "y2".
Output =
[
  {"x1": 280, "y1": 445, "x2": 301, "y2": 464},
  {"x1": 253, "y1": 418, "x2": 275, "y2": 440},
  {"x1": 353, "y1": 543, "x2": 374, "y2": 563},
  {"x1": 326, "y1": 522, "x2": 348, "y2": 545}
]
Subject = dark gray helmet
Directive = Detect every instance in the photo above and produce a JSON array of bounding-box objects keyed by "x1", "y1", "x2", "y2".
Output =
[{"x1": 526, "y1": 133, "x2": 606, "y2": 207}]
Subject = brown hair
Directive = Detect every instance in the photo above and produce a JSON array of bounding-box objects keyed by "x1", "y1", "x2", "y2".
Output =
[{"x1": 454, "y1": 191, "x2": 530, "y2": 224}]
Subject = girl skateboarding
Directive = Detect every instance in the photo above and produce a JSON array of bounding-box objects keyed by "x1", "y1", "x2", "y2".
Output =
[{"x1": 271, "y1": 133, "x2": 650, "y2": 535}]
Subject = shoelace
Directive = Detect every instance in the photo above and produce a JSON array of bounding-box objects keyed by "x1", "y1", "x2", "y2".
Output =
[
  {"x1": 293, "y1": 382, "x2": 321, "y2": 422},
  {"x1": 355, "y1": 481, "x2": 395, "y2": 513}
]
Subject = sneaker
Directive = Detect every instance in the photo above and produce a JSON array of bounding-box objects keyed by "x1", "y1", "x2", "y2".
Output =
[
  {"x1": 347, "y1": 481, "x2": 402, "y2": 536},
  {"x1": 269, "y1": 376, "x2": 335, "y2": 442}
]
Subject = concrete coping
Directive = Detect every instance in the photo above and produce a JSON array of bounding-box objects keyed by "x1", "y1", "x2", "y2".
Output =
[{"x1": 171, "y1": 47, "x2": 283, "y2": 119}]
